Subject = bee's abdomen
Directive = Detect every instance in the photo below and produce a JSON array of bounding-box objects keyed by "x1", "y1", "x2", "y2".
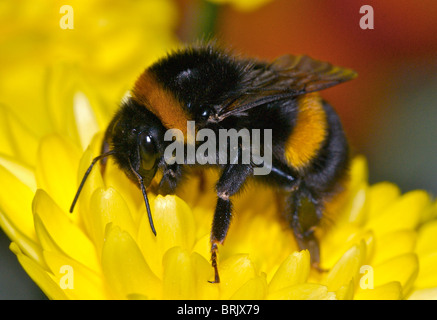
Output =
[{"x1": 304, "y1": 100, "x2": 350, "y2": 195}]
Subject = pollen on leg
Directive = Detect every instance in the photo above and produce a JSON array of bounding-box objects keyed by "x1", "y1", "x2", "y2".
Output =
[
  {"x1": 217, "y1": 191, "x2": 230, "y2": 200},
  {"x1": 209, "y1": 241, "x2": 221, "y2": 283}
]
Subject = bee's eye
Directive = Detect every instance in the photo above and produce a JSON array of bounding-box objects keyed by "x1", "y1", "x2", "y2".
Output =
[
  {"x1": 199, "y1": 107, "x2": 211, "y2": 121},
  {"x1": 139, "y1": 134, "x2": 157, "y2": 170}
]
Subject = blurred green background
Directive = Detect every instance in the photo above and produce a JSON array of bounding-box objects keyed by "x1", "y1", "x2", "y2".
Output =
[{"x1": 1, "y1": 0, "x2": 436, "y2": 299}]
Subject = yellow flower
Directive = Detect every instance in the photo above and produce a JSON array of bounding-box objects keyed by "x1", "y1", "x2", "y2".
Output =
[
  {"x1": 1, "y1": 80, "x2": 436, "y2": 300},
  {"x1": 0, "y1": 0, "x2": 178, "y2": 157}
]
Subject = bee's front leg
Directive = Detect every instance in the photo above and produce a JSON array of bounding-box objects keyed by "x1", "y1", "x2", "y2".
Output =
[
  {"x1": 209, "y1": 163, "x2": 253, "y2": 283},
  {"x1": 158, "y1": 164, "x2": 183, "y2": 195}
]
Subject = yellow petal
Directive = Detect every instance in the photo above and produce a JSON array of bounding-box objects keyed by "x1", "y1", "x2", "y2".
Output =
[
  {"x1": 372, "y1": 253, "x2": 419, "y2": 297},
  {"x1": 339, "y1": 182, "x2": 368, "y2": 225},
  {"x1": 367, "y1": 182, "x2": 400, "y2": 221},
  {"x1": 32, "y1": 189, "x2": 101, "y2": 273},
  {"x1": 415, "y1": 252, "x2": 437, "y2": 288},
  {"x1": 319, "y1": 224, "x2": 362, "y2": 269},
  {"x1": 137, "y1": 195, "x2": 195, "y2": 277},
  {"x1": 33, "y1": 213, "x2": 63, "y2": 254},
  {"x1": 335, "y1": 280, "x2": 355, "y2": 300},
  {"x1": 192, "y1": 233, "x2": 212, "y2": 262},
  {"x1": 74, "y1": 146, "x2": 105, "y2": 229},
  {"x1": 73, "y1": 92, "x2": 100, "y2": 150},
  {"x1": 0, "y1": 105, "x2": 39, "y2": 166},
  {"x1": 267, "y1": 283, "x2": 336, "y2": 300},
  {"x1": 218, "y1": 254, "x2": 258, "y2": 299},
  {"x1": 372, "y1": 230, "x2": 417, "y2": 265},
  {"x1": 89, "y1": 187, "x2": 137, "y2": 253},
  {"x1": 190, "y1": 252, "x2": 219, "y2": 299},
  {"x1": 323, "y1": 241, "x2": 366, "y2": 292},
  {"x1": 35, "y1": 134, "x2": 81, "y2": 213},
  {"x1": 268, "y1": 250, "x2": 310, "y2": 293},
  {"x1": 101, "y1": 224, "x2": 161, "y2": 299},
  {"x1": 365, "y1": 190, "x2": 430, "y2": 236},
  {"x1": 416, "y1": 220, "x2": 437, "y2": 256},
  {"x1": 0, "y1": 164, "x2": 36, "y2": 241},
  {"x1": 0, "y1": 106, "x2": 16, "y2": 158},
  {"x1": 104, "y1": 157, "x2": 143, "y2": 223},
  {"x1": 1, "y1": 210, "x2": 45, "y2": 267},
  {"x1": 0, "y1": 155, "x2": 36, "y2": 191},
  {"x1": 230, "y1": 275, "x2": 267, "y2": 300},
  {"x1": 11, "y1": 242, "x2": 68, "y2": 300},
  {"x1": 408, "y1": 287, "x2": 437, "y2": 300},
  {"x1": 348, "y1": 155, "x2": 369, "y2": 190},
  {"x1": 43, "y1": 250, "x2": 110, "y2": 300},
  {"x1": 162, "y1": 247, "x2": 197, "y2": 300},
  {"x1": 355, "y1": 281, "x2": 403, "y2": 300},
  {"x1": 221, "y1": 199, "x2": 297, "y2": 276},
  {"x1": 45, "y1": 63, "x2": 84, "y2": 147}
]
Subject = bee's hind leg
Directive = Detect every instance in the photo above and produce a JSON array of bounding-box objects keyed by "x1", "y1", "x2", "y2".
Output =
[{"x1": 288, "y1": 190, "x2": 325, "y2": 271}]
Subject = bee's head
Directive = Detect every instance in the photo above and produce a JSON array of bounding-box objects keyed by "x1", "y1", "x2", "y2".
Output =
[
  {"x1": 70, "y1": 98, "x2": 166, "y2": 236},
  {"x1": 108, "y1": 98, "x2": 166, "y2": 188}
]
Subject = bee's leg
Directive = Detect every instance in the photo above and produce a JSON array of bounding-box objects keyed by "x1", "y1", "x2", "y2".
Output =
[
  {"x1": 289, "y1": 191, "x2": 323, "y2": 269},
  {"x1": 209, "y1": 164, "x2": 253, "y2": 283},
  {"x1": 158, "y1": 164, "x2": 183, "y2": 195}
]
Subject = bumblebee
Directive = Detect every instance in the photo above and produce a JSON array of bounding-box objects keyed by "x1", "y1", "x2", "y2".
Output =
[{"x1": 71, "y1": 44, "x2": 356, "y2": 283}]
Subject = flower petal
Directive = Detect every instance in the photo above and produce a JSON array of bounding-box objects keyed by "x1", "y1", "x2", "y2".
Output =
[
  {"x1": 268, "y1": 250, "x2": 310, "y2": 293},
  {"x1": 190, "y1": 252, "x2": 219, "y2": 299},
  {"x1": 11, "y1": 242, "x2": 68, "y2": 300},
  {"x1": 0, "y1": 105, "x2": 39, "y2": 166},
  {"x1": 372, "y1": 230, "x2": 417, "y2": 265},
  {"x1": 372, "y1": 253, "x2": 419, "y2": 297},
  {"x1": 89, "y1": 187, "x2": 137, "y2": 253},
  {"x1": 323, "y1": 241, "x2": 366, "y2": 292},
  {"x1": 365, "y1": 190, "x2": 430, "y2": 236},
  {"x1": 230, "y1": 275, "x2": 267, "y2": 300},
  {"x1": 408, "y1": 287, "x2": 437, "y2": 300},
  {"x1": 348, "y1": 155, "x2": 369, "y2": 190},
  {"x1": 32, "y1": 189, "x2": 101, "y2": 273},
  {"x1": 355, "y1": 281, "x2": 403, "y2": 300},
  {"x1": 75, "y1": 146, "x2": 105, "y2": 229},
  {"x1": 218, "y1": 254, "x2": 258, "y2": 299},
  {"x1": 338, "y1": 182, "x2": 368, "y2": 225},
  {"x1": 267, "y1": 283, "x2": 336, "y2": 300},
  {"x1": 319, "y1": 224, "x2": 362, "y2": 269},
  {"x1": 335, "y1": 280, "x2": 355, "y2": 300},
  {"x1": 162, "y1": 247, "x2": 198, "y2": 300},
  {"x1": 415, "y1": 252, "x2": 437, "y2": 288},
  {"x1": 137, "y1": 195, "x2": 196, "y2": 277},
  {"x1": 367, "y1": 182, "x2": 400, "y2": 221},
  {"x1": 73, "y1": 92, "x2": 100, "y2": 150},
  {"x1": 0, "y1": 164, "x2": 36, "y2": 241},
  {"x1": 1, "y1": 210, "x2": 45, "y2": 266},
  {"x1": 104, "y1": 157, "x2": 143, "y2": 223},
  {"x1": 416, "y1": 220, "x2": 437, "y2": 256},
  {"x1": 35, "y1": 134, "x2": 81, "y2": 213},
  {"x1": 101, "y1": 224, "x2": 161, "y2": 299},
  {"x1": 43, "y1": 250, "x2": 110, "y2": 300},
  {"x1": 0, "y1": 155, "x2": 36, "y2": 191}
]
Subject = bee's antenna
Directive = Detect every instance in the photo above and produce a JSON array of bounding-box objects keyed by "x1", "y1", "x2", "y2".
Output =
[
  {"x1": 70, "y1": 151, "x2": 115, "y2": 213},
  {"x1": 128, "y1": 160, "x2": 157, "y2": 236}
]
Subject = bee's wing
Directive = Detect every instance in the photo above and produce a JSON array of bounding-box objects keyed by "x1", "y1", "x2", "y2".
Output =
[
  {"x1": 267, "y1": 54, "x2": 357, "y2": 93},
  {"x1": 213, "y1": 54, "x2": 357, "y2": 121}
]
